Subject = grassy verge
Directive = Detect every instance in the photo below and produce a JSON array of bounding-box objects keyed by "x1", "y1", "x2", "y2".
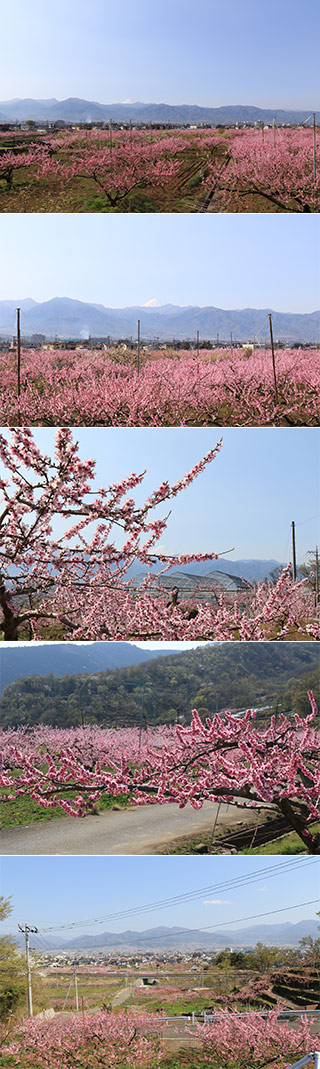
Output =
[
  {"x1": 242, "y1": 823, "x2": 319, "y2": 855},
  {"x1": 159, "y1": 822, "x2": 319, "y2": 855},
  {"x1": 0, "y1": 789, "x2": 129, "y2": 829}
]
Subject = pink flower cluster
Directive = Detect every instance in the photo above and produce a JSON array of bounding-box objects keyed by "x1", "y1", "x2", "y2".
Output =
[
  {"x1": 1, "y1": 347, "x2": 318, "y2": 427},
  {"x1": 3, "y1": 1010, "x2": 163, "y2": 1068},
  {"x1": 207, "y1": 126, "x2": 320, "y2": 211},
  {"x1": 2, "y1": 1004, "x2": 317, "y2": 1069},
  {"x1": 0, "y1": 428, "x2": 318, "y2": 641},
  {"x1": 1, "y1": 694, "x2": 319, "y2": 851}
]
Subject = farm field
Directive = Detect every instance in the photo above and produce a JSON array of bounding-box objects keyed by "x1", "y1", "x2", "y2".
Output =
[
  {"x1": 0, "y1": 126, "x2": 319, "y2": 213},
  {"x1": 2, "y1": 346, "x2": 319, "y2": 427},
  {"x1": 2, "y1": 927, "x2": 320, "y2": 1068},
  {"x1": 1, "y1": 701, "x2": 319, "y2": 854},
  {"x1": 1, "y1": 1003, "x2": 319, "y2": 1069}
]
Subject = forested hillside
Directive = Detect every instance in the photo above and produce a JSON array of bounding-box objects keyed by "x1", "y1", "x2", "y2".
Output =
[{"x1": 1, "y1": 645, "x2": 318, "y2": 728}]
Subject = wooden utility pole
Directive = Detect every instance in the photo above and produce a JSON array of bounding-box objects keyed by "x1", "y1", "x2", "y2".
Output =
[
  {"x1": 196, "y1": 329, "x2": 199, "y2": 357},
  {"x1": 291, "y1": 521, "x2": 297, "y2": 581},
  {"x1": 268, "y1": 313, "x2": 279, "y2": 405},
  {"x1": 138, "y1": 684, "x2": 145, "y2": 750},
  {"x1": 74, "y1": 970, "x2": 79, "y2": 1012},
  {"x1": 109, "y1": 119, "x2": 112, "y2": 157},
  {"x1": 17, "y1": 306, "x2": 21, "y2": 393},
  {"x1": 313, "y1": 113, "x2": 316, "y2": 188},
  {"x1": 316, "y1": 545, "x2": 319, "y2": 604},
  {"x1": 16, "y1": 307, "x2": 21, "y2": 425},
  {"x1": 137, "y1": 319, "x2": 141, "y2": 374}
]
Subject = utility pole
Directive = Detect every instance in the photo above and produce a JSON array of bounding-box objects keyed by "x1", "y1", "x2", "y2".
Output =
[
  {"x1": 17, "y1": 307, "x2": 21, "y2": 423},
  {"x1": 230, "y1": 331, "x2": 233, "y2": 346},
  {"x1": 268, "y1": 313, "x2": 279, "y2": 405},
  {"x1": 74, "y1": 969, "x2": 79, "y2": 1011},
  {"x1": 18, "y1": 923, "x2": 38, "y2": 1017},
  {"x1": 315, "y1": 545, "x2": 319, "y2": 604},
  {"x1": 313, "y1": 113, "x2": 317, "y2": 190},
  {"x1": 137, "y1": 319, "x2": 141, "y2": 374},
  {"x1": 291, "y1": 521, "x2": 297, "y2": 581},
  {"x1": 138, "y1": 684, "x2": 145, "y2": 750},
  {"x1": 273, "y1": 116, "x2": 276, "y2": 148},
  {"x1": 196, "y1": 329, "x2": 199, "y2": 357},
  {"x1": 109, "y1": 119, "x2": 113, "y2": 157}
]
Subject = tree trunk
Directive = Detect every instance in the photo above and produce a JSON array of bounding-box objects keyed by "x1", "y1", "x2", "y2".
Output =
[
  {"x1": 0, "y1": 582, "x2": 19, "y2": 640},
  {"x1": 278, "y1": 798, "x2": 319, "y2": 854}
]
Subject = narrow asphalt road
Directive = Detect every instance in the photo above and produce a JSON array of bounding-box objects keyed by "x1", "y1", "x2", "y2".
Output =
[{"x1": 0, "y1": 801, "x2": 245, "y2": 855}]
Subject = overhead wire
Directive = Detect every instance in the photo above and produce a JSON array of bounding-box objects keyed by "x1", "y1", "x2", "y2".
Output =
[
  {"x1": 41, "y1": 856, "x2": 318, "y2": 932},
  {"x1": 40, "y1": 898, "x2": 320, "y2": 951}
]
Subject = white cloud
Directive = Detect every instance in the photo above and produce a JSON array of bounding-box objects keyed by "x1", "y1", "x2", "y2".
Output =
[{"x1": 203, "y1": 899, "x2": 231, "y2": 906}]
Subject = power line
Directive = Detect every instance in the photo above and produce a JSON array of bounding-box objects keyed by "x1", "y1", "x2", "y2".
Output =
[
  {"x1": 296, "y1": 515, "x2": 320, "y2": 528},
  {"x1": 41, "y1": 898, "x2": 320, "y2": 952},
  {"x1": 41, "y1": 857, "x2": 318, "y2": 932}
]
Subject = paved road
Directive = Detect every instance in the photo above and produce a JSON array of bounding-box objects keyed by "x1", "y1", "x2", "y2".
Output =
[
  {"x1": 112, "y1": 985, "x2": 134, "y2": 1007},
  {"x1": 0, "y1": 801, "x2": 246, "y2": 855}
]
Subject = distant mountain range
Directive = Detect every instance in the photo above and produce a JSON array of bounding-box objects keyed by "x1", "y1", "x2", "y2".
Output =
[
  {"x1": 0, "y1": 299, "x2": 318, "y2": 342},
  {"x1": 10, "y1": 920, "x2": 319, "y2": 952},
  {"x1": 0, "y1": 642, "x2": 175, "y2": 695},
  {"x1": 0, "y1": 98, "x2": 319, "y2": 125}
]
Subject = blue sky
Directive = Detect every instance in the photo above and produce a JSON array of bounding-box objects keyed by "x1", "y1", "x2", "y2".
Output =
[
  {"x1": 1, "y1": 1, "x2": 319, "y2": 108},
  {"x1": 1, "y1": 427, "x2": 319, "y2": 561},
  {"x1": 0, "y1": 215, "x2": 319, "y2": 313},
  {"x1": 1, "y1": 856, "x2": 318, "y2": 936}
]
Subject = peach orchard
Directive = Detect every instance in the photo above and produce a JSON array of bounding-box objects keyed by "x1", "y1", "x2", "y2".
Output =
[
  {"x1": 1, "y1": 346, "x2": 319, "y2": 428},
  {"x1": 1, "y1": 1005, "x2": 318, "y2": 1068},
  {"x1": 0, "y1": 125, "x2": 319, "y2": 211},
  {"x1": 1, "y1": 693, "x2": 319, "y2": 852}
]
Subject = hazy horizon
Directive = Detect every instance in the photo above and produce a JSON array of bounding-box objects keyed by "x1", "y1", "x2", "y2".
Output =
[
  {"x1": 0, "y1": 216, "x2": 319, "y2": 313},
  {"x1": 1, "y1": 95, "x2": 318, "y2": 110},
  {"x1": 1, "y1": 1, "x2": 319, "y2": 108},
  {"x1": 1, "y1": 856, "x2": 317, "y2": 937},
  {"x1": 2, "y1": 296, "x2": 320, "y2": 313}
]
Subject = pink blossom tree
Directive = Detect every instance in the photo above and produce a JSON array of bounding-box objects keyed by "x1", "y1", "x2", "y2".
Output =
[
  {"x1": 0, "y1": 427, "x2": 221, "y2": 641},
  {"x1": 217, "y1": 128, "x2": 320, "y2": 212},
  {"x1": 0, "y1": 428, "x2": 318, "y2": 642},
  {"x1": 1, "y1": 1005, "x2": 317, "y2": 1069},
  {"x1": 2, "y1": 1010, "x2": 163, "y2": 1068},
  {"x1": 0, "y1": 346, "x2": 318, "y2": 428},
  {"x1": 1, "y1": 696, "x2": 319, "y2": 852},
  {"x1": 186, "y1": 1007, "x2": 318, "y2": 1068}
]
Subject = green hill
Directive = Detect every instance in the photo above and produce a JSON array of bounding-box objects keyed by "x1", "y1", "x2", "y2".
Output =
[{"x1": 1, "y1": 644, "x2": 319, "y2": 729}]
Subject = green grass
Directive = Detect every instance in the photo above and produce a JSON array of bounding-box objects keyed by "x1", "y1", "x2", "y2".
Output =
[
  {"x1": 0, "y1": 789, "x2": 129, "y2": 829},
  {"x1": 160, "y1": 823, "x2": 319, "y2": 856},
  {"x1": 241, "y1": 823, "x2": 319, "y2": 855},
  {"x1": 187, "y1": 171, "x2": 202, "y2": 189}
]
